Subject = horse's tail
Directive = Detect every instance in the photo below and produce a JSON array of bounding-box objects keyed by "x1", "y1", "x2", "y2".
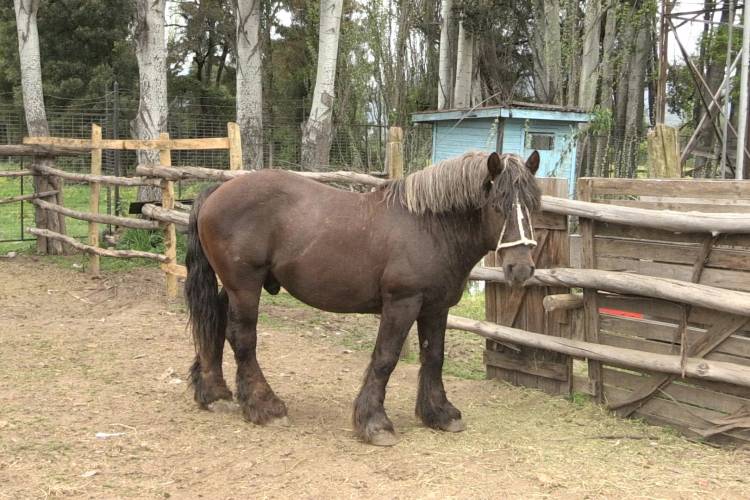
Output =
[{"x1": 185, "y1": 185, "x2": 229, "y2": 404}]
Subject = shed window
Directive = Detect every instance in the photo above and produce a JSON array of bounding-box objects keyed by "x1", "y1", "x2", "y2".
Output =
[{"x1": 525, "y1": 132, "x2": 555, "y2": 151}]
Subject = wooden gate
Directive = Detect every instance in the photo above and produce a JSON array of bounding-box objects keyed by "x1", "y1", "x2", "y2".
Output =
[{"x1": 484, "y1": 178, "x2": 572, "y2": 395}]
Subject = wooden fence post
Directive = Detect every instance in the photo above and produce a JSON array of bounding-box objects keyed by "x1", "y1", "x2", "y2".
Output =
[
  {"x1": 227, "y1": 122, "x2": 243, "y2": 171},
  {"x1": 577, "y1": 178, "x2": 603, "y2": 402},
  {"x1": 387, "y1": 126, "x2": 404, "y2": 178},
  {"x1": 89, "y1": 124, "x2": 102, "y2": 275},
  {"x1": 160, "y1": 132, "x2": 178, "y2": 298}
]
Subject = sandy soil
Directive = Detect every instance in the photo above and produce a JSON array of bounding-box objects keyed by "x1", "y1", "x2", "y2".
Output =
[{"x1": 1, "y1": 256, "x2": 749, "y2": 499}]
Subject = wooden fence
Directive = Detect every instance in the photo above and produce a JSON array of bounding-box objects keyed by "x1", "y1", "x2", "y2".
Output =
[{"x1": 8, "y1": 128, "x2": 750, "y2": 446}]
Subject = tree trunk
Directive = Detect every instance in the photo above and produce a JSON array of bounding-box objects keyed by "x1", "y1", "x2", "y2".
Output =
[
  {"x1": 593, "y1": 4, "x2": 617, "y2": 176},
  {"x1": 131, "y1": 0, "x2": 168, "y2": 201},
  {"x1": 532, "y1": 0, "x2": 562, "y2": 104},
  {"x1": 563, "y1": 0, "x2": 580, "y2": 107},
  {"x1": 694, "y1": 2, "x2": 734, "y2": 175},
  {"x1": 437, "y1": 0, "x2": 453, "y2": 109},
  {"x1": 578, "y1": 0, "x2": 601, "y2": 111},
  {"x1": 453, "y1": 20, "x2": 473, "y2": 109},
  {"x1": 235, "y1": 0, "x2": 264, "y2": 169},
  {"x1": 301, "y1": 0, "x2": 344, "y2": 169},
  {"x1": 622, "y1": 16, "x2": 650, "y2": 177},
  {"x1": 13, "y1": 0, "x2": 64, "y2": 254}
]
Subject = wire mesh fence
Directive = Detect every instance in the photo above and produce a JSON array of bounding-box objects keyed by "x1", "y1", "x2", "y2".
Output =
[{"x1": 0, "y1": 95, "x2": 433, "y2": 244}]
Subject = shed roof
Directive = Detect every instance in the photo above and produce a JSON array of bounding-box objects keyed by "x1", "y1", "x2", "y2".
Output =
[{"x1": 412, "y1": 101, "x2": 590, "y2": 124}]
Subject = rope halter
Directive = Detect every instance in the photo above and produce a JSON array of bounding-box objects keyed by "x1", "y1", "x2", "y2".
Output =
[{"x1": 495, "y1": 197, "x2": 537, "y2": 252}]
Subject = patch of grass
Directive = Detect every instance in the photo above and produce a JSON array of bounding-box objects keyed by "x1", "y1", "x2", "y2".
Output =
[{"x1": 569, "y1": 391, "x2": 591, "y2": 407}]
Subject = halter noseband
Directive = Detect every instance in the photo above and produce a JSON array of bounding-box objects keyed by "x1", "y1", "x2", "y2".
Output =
[{"x1": 495, "y1": 197, "x2": 537, "y2": 252}]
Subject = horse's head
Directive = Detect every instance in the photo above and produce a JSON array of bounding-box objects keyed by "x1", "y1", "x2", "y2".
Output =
[{"x1": 482, "y1": 151, "x2": 541, "y2": 286}]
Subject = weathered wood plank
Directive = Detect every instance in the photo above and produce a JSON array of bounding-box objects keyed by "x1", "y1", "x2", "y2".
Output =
[
  {"x1": 594, "y1": 237, "x2": 750, "y2": 272},
  {"x1": 483, "y1": 349, "x2": 569, "y2": 381},
  {"x1": 599, "y1": 332, "x2": 750, "y2": 367},
  {"x1": 142, "y1": 204, "x2": 189, "y2": 226},
  {"x1": 594, "y1": 222, "x2": 750, "y2": 246},
  {"x1": 585, "y1": 177, "x2": 750, "y2": 198},
  {"x1": 596, "y1": 198, "x2": 750, "y2": 213},
  {"x1": 160, "y1": 133, "x2": 178, "y2": 299},
  {"x1": 594, "y1": 256, "x2": 750, "y2": 292},
  {"x1": 24, "y1": 135, "x2": 231, "y2": 151},
  {"x1": 600, "y1": 314, "x2": 750, "y2": 359}
]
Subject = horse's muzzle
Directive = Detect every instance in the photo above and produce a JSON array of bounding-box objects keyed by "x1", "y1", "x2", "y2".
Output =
[{"x1": 504, "y1": 263, "x2": 535, "y2": 286}]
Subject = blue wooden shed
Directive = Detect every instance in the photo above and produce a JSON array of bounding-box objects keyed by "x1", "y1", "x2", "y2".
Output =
[{"x1": 412, "y1": 102, "x2": 590, "y2": 197}]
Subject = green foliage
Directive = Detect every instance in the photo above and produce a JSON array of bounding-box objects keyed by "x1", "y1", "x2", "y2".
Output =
[
  {"x1": 0, "y1": 1, "x2": 137, "y2": 103},
  {"x1": 589, "y1": 106, "x2": 614, "y2": 134}
]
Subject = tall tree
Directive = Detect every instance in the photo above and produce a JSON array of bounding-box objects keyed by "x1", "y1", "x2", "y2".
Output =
[
  {"x1": 437, "y1": 0, "x2": 453, "y2": 109},
  {"x1": 13, "y1": 0, "x2": 64, "y2": 254},
  {"x1": 578, "y1": 0, "x2": 601, "y2": 111},
  {"x1": 132, "y1": 0, "x2": 168, "y2": 201},
  {"x1": 301, "y1": 0, "x2": 343, "y2": 168},
  {"x1": 235, "y1": 0, "x2": 263, "y2": 169},
  {"x1": 531, "y1": 0, "x2": 562, "y2": 103},
  {"x1": 453, "y1": 18, "x2": 473, "y2": 108}
]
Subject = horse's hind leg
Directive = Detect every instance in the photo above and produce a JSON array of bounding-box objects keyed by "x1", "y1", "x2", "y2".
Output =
[
  {"x1": 415, "y1": 310, "x2": 463, "y2": 432},
  {"x1": 225, "y1": 283, "x2": 288, "y2": 425}
]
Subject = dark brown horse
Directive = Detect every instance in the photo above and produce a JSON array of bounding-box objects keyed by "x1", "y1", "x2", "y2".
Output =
[{"x1": 185, "y1": 151, "x2": 541, "y2": 446}]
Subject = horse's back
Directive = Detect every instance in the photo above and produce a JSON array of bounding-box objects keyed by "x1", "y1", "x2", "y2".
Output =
[{"x1": 197, "y1": 170, "x2": 388, "y2": 312}]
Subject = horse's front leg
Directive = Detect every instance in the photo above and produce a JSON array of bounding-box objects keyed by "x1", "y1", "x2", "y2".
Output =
[
  {"x1": 353, "y1": 295, "x2": 421, "y2": 446},
  {"x1": 415, "y1": 309, "x2": 464, "y2": 432}
]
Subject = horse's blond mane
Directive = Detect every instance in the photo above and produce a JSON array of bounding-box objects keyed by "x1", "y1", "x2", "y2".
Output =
[{"x1": 384, "y1": 151, "x2": 540, "y2": 215}]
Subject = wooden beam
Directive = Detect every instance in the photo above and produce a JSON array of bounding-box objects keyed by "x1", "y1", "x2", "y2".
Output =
[
  {"x1": 31, "y1": 198, "x2": 159, "y2": 230},
  {"x1": 33, "y1": 163, "x2": 161, "y2": 187},
  {"x1": 542, "y1": 195, "x2": 750, "y2": 234},
  {"x1": 134, "y1": 164, "x2": 388, "y2": 188},
  {"x1": 543, "y1": 293, "x2": 584, "y2": 312},
  {"x1": 446, "y1": 314, "x2": 750, "y2": 388},
  {"x1": 89, "y1": 124, "x2": 102, "y2": 276},
  {"x1": 28, "y1": 228, "x2": 167, "y2": 262},
  {"x1": 160, "y1": 132, "x2": 178, "y2": 299},
  {"x1": 0, "y1": 170, "x2": 36, "y2": 177},
  {"x1": 0, "y1": 144, "x2": 88, "y2": 156},
  {"x1": 227, "y1": 122, "x2": 242, "y2": 170},
  {"x1": 468, "y1": 266, "x2": 750, "y2": 318},
  {"x1": 24, "y1": 136, "x2": 231, "y2": 151},
  {"x1": 142, "y1": 203, "x2": 189, "y2": 226},
  {"x1": 0, "y1": 190, "x2": 57, "y2": 205}
]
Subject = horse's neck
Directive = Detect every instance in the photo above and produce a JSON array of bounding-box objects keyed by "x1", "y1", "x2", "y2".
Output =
[{"x1": 427, "y1": 211, "x2": 489, "y2": 272}]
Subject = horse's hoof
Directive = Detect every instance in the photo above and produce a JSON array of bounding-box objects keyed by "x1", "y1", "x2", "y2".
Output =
[
  {"x1": 370, "y1": 430, "x2": 399, "y2": 447},
  {"x1": 208, "y1": 400, "x2": 240, "y2": 414},
  {"x1": 441, "y1": 419, "x2": 466, "y2": 433},
  {"x1": 267, "y1": 416, "x2": 290, "y2": 427}
]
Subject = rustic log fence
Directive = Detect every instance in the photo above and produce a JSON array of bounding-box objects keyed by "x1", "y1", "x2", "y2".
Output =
[{"x1": 7, "y1": 124, "x2": 750, "y2": 445}]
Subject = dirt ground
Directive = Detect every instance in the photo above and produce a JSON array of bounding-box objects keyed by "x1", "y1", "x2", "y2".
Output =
[{"x1": 2, "y1": 257, "x2": 750, "y2": 499}]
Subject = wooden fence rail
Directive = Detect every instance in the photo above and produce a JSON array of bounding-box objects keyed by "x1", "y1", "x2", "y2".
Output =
[{"x1": 446, "y1": 315, "x2": 750, "y2": 387}]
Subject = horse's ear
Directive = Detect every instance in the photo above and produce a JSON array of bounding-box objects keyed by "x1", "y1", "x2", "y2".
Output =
[
  {"x1": 526, "y1": 150, "x2": 540, "y2": 175},
  {"x1": 487, "y1": 152, "x2": 503, "y2": 177}
]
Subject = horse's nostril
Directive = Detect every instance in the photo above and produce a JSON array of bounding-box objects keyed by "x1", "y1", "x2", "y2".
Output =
[
  {"x1": 530, "y1": 265, "x2": 536, "y2": 274},
  {"x1": 507, "y1": 264, "x2": 514, "y2": 274}
]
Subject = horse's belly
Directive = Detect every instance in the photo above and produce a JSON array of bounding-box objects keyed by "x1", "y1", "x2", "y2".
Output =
[{"x1": 272, "y1": 260, "x2": 382, "y2": 314}]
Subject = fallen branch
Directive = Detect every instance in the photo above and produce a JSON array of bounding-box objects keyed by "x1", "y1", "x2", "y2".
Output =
[{"x1": 28, "y1": 228, "x2": 167, "y2": 262}]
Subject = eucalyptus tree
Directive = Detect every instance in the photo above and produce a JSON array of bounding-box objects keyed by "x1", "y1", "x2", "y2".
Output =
[{"x1": 234, "y1": 0, "x2": 264, "y2": 169}]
